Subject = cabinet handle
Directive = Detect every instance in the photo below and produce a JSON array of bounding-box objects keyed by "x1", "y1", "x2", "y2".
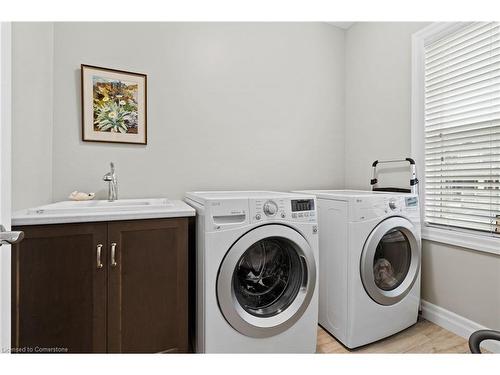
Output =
[
  {"x1": 96, "y1": 244, "x2": 103, "y2": 269},
  {"x1": 110, "y1": 242, "x2": 118, "y2": 267}
]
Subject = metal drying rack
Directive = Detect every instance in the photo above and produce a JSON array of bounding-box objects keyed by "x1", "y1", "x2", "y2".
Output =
[{"x1": 370, "y1": 158, "x2": 419, "y2": 195}]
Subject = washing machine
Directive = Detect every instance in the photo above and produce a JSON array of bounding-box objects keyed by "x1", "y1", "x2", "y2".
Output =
[
  {"x1": 184, "y1": 191, "x2": 320, "y2": 353},
  {"x1": 292, "y1": 190, "x2": 421, "y2": 349}
]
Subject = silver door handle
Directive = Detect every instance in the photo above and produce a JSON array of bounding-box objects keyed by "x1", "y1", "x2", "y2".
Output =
[
  {"x1": 96, "y1": 244, "x2": 103, "y2": 269},
  {"x1": 0, "y1": 225, "x2": 24, "y2": 246},
  {"x1": 110, "y1": 242, "x2": 118, "y2": 267}
]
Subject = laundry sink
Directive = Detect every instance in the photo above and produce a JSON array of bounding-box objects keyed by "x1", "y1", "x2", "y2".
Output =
[
  {"x1": 27, "y1": 198, "x2": 173, "y2": 215},
  {"x1": 12, "y1": 198, "x2": 195, "y2": 225}
]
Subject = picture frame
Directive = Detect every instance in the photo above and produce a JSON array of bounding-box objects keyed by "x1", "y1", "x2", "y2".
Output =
[{"x1": 81, "y1": 64, "x2": 147, "y2": 145}]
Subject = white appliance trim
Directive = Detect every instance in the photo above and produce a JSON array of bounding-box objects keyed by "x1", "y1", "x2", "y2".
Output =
[{"x1": 420, "y1": 300, "x2": 500, "y2": 353}]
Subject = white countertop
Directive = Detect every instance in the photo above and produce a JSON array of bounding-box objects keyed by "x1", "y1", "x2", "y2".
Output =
[{"x1": 12, "y1": 198, "x2": 195, "y2": 226}]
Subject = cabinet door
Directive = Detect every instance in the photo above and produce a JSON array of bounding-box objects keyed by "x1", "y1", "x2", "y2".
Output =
[
  {"x1": 107, "y1": 218, "x2": 188, "y2": 353},
  {"x1": 11, "y1": 223, "x2": 107, "y2": 353}
]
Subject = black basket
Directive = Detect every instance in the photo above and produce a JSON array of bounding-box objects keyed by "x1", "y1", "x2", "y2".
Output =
[{"x1": 372, "y1": 187, "x2": 411, "y2": 193}]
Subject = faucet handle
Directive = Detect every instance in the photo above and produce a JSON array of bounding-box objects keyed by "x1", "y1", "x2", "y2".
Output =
[{"x1": 110, "y1": 162, "x2": 115, "y2": 174}]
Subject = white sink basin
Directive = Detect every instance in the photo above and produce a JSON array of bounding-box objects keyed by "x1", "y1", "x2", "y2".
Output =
[
  {"x1": 27, "y1": 198, "x2": 173, "y2": 215},
  {"x1": 13, "y1": 198, "x2": 195, "y2": 225}
]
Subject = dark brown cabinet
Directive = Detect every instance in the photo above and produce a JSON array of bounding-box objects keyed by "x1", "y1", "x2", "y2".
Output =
[
  {"x1": 12, "y1": 218, "x2": 189, "y2": 353},
  {"x1": 106, "y1": 219, "x2": 188, "y2": 353},
  {"x1": 11, "y1": 223, "x2": 107, "y2": 353}
]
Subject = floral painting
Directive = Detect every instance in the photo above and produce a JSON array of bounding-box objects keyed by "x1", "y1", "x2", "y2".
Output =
[
  {"x1": 81, "y1": 65, "x2": 147, "y2": 144},
  {"x1": 93, "y1": 77, "x2": 139, "y2": 134}
]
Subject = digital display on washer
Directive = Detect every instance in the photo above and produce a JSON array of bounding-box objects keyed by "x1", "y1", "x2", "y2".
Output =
[{"x1": 291, "y1": 199, "x2": 315, "y2": 212}]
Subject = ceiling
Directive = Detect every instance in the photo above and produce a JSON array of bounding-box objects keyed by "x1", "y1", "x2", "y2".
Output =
[{"x1": 327, "y1": 22, "x2": 354, "y2": 30}]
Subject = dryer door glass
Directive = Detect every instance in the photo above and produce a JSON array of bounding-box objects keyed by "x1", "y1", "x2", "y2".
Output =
[
  {"x1": 360, "y1": 216, "x2": 420, "y2": 306},
  {"x1": 233, "y1": 238, "x2": 303, "y2": 318},
  {"x1": 373, "y1": 229, "x2": 411, "y2": 291}
]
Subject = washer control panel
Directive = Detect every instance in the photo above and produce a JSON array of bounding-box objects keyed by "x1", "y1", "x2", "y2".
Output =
[{"x1": 250, "y1": 197, "x2": 316, "y2": 223}]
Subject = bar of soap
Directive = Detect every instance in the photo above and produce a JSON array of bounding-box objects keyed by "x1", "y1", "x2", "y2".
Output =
[{"x1": 68, "y1": 191, "x2": 95, "y2": 201}]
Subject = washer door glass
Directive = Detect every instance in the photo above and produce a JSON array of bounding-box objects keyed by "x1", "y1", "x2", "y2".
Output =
[
  {"x1": 217, "y1": 224, "x2": 317, "y2": 338},
  {"x1": 360, "y1": 217, "x2": 420, "y2": 306},
  {"x1": 233, "y1": 238, "x2": 303, "y2": 318},
  {"x1": 373, "y1": 229, "x2": 411, "y2": 291}
]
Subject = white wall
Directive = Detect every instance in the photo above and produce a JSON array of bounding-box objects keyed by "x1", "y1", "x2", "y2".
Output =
[
  {"x1": 345, "y1": 22, "x2": 426, "y2": 190},
  {"x1": 421, "y1": 242, "x2": 500, "y2": 329},
  {"x1": 48, "y1": 22, "x2": 345, "y2": 203},
  {"x1": 12, "y1": 23, "x2": 53, "y2": 210},
  {"x1": 344, "y1": 22, "x2": 500, "y2": 330},
  {"x1": 1, "y1": 21, "x2": 13, "y2": 353}
]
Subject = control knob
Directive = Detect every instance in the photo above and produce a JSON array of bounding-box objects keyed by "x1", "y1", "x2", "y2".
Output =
[
  {"x1": 389, "y1": 200, "x2": 397, "y2": 210},
  {"x1": 263, "y1": 201, "x2": 278, "y2": 216}
]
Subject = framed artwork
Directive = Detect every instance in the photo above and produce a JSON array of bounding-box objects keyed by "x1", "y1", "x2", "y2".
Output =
[{"x1": 81, "y1": 64, "x2": 147, "y2": 145}]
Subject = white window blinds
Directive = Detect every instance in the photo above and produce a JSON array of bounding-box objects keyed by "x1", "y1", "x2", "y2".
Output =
[{"x1": 424, "y1": 22, "x2": 500, "y2": 235}]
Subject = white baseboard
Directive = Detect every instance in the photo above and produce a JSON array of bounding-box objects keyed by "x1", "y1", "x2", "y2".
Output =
[{"x1": 420, "y1": 300, "x2": 500, "y2": 353}]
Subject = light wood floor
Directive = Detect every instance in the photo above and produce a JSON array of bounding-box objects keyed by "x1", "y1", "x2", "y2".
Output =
[{"x1": 317, "y1": 317, "x2": 472, "y2": 353}]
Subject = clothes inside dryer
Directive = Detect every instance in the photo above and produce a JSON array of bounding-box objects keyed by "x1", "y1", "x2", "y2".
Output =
[
  {"x1": 233, "y1": 237, "x2": 303, "y2": 318},
  {"x1": 373, "y1": 229, "x2": 412, "y2": 291}
]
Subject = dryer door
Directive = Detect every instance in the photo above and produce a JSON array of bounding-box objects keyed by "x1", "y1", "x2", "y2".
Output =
[
  {"x1": 360, "y1": 217, "x2": 420, "y2": 306},
  {"x1": 217, "y1": 224, "x2": 317, "y2": 338}
]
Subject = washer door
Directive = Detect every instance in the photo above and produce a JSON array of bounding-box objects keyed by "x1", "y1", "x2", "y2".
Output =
[
  {"x1": 360, "y1": 217, "x2": 420, "y2": 306},
  {"x1": 217, "y1": 225, "x2": 317, "y2": 338}
]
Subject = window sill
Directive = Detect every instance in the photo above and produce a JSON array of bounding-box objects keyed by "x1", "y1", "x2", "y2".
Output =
[{"x1": 422, "y1": 226, "x2": 500, "y2": 256}]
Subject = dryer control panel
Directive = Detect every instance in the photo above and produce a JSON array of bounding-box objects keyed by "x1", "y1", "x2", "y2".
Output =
[
  {"x1": 250, "y1": 198, "x2": 317, "y2": 224},
  {"x1": 350, "y1": 194, "x2": 419, "y2": 223}
]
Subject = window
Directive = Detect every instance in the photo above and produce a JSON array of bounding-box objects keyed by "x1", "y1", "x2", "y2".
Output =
[{"x1": 412, "y1": 22, "x2": 500, "y2": 255}]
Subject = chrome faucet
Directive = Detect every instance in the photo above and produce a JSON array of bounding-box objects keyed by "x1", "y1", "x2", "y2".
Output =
[{"x1": 103, "y1": 162, "x2": 118, "y2": 201}]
